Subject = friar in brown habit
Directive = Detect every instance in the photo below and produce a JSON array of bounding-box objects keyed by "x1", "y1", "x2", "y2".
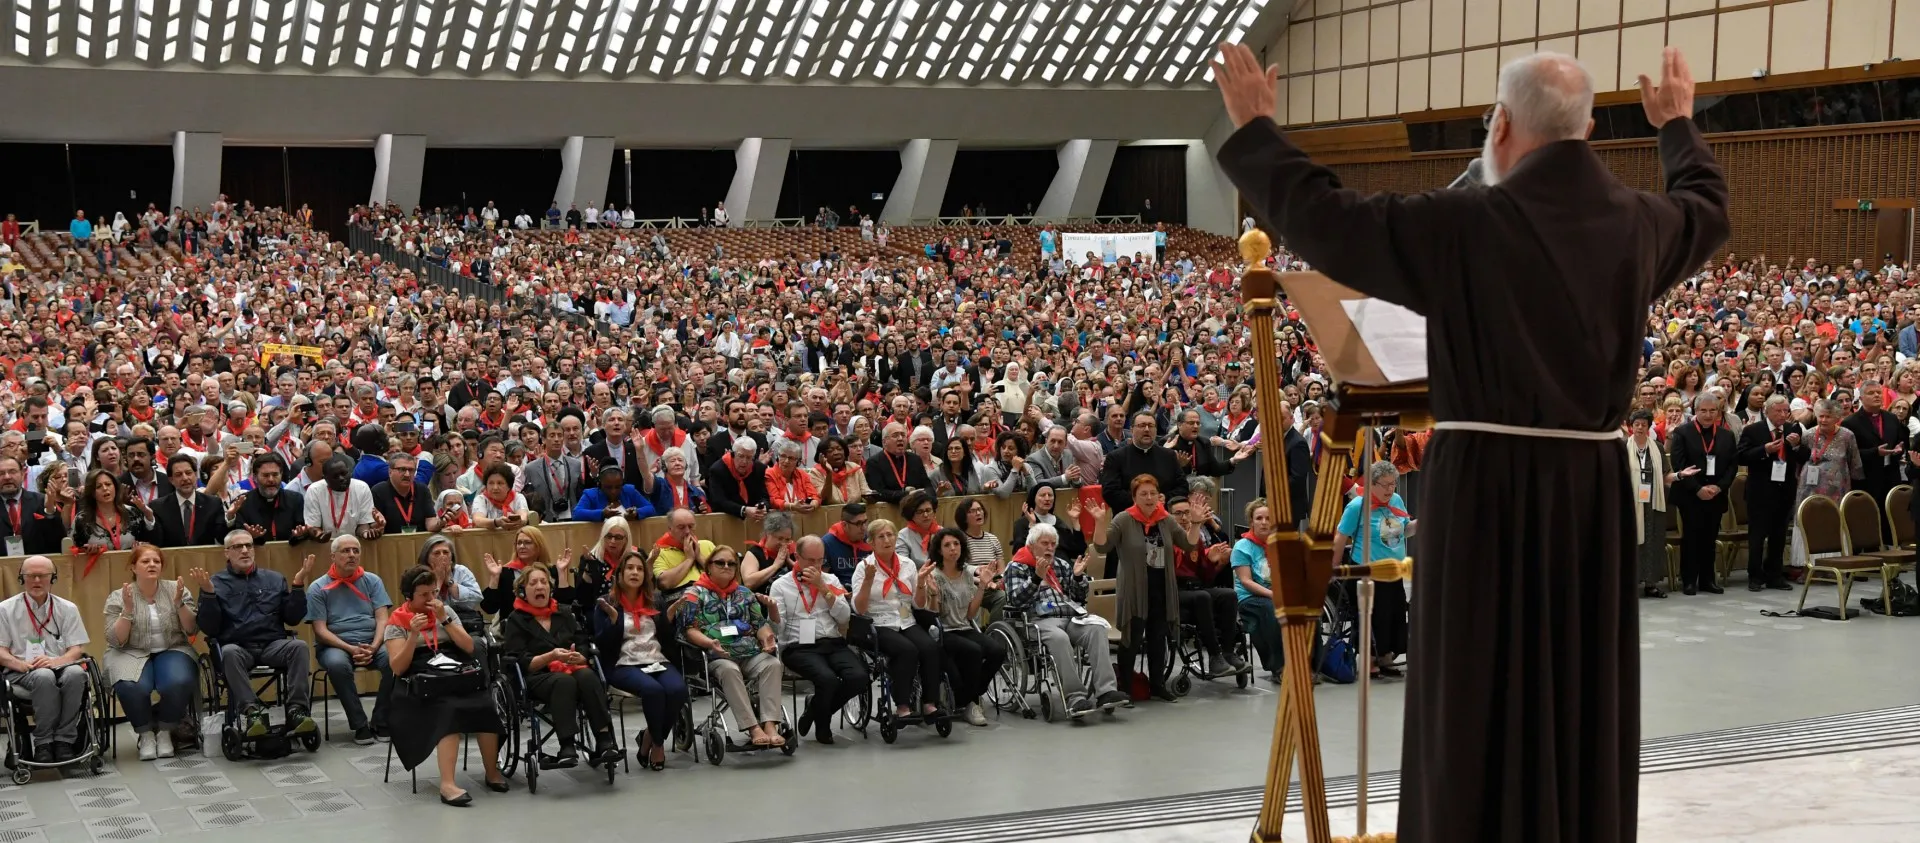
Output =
[{"x1": 1211, "y1": 44, "x2": 1729, "y2": 841}]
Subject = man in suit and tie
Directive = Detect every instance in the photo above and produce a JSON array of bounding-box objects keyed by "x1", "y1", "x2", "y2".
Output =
[
  {"x1": 0, "y1": 455, "x2": 62, "y2": 555},
  {"x1": 897, "y1": 339, "x2": 935, "y2": 392},
  {"x1": 155, "y1": 453, "x2": 233, "y2": 548},
  {"x1": 1668, "y1": 393, "x2": 1739, "y2": 595},
  {"x1": 523, "y1": 425, "x2": 584, "y2": 524},
  {"x1": 583, "y1": 407, "x2": 646, "y2": 490},
  {"x1": 1736, "y1": 395, "x2": 1807, "y2": 591},
  {"x1": 1841, "y1": 379, "x2": 1905, "y2": 542},
  {"x1": 928, "y1": 389, "x2": 970, "y2": 453}
]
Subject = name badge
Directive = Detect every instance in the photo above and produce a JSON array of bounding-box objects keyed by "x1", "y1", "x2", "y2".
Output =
[
  {"x1": 1885, "y1": 454, "x2": 1894, "y2": 467},
  {"x1": 1636, "y1": 484, "x2": 1651, "y2": 504},
  {"x1": 718, "y1": 624, "x2": 739, "y2": 638},
  {"x1": 4, "y1": 536, "x2": 22, "y2": 557},
  {"x1": 400, "y1": 526, "x2": 417, "y2": 535},
  {"x1": 1803, "y1": 464, "x2": 1821, "y2": 485},
  {"x1": 1771, "y1": 461, "x2": 1788, "y2": 483},
  {"x1": 793, "y1": 617, "x2": 817, "y2": 645},
  {"x1": 1704, "y1": 456, "x2": 1717, "y2": 475},
  {"x1": 21, "y1": 639, "x2": 46, "y2": 660},
  {"x1": 899, "y1": 601, "x2": 913, "y2": 620}
]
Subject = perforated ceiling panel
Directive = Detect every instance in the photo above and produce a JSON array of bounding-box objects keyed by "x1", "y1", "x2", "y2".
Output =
[{"x1": 3, "y1": 0, "x2": 1268, "y2": 88}]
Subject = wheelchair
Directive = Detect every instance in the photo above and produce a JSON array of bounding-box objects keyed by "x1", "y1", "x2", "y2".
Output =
[
  {"x1": 984, "y1": 608, "x2": 1112, "y2": 722},
  {"x1": 2, "y1": 656, "x2": 113, "y2": 784},
  {"x1": 1162, "y1": 618, "x2": 1257, "y2": 695},
  {"x1": 846, "y1": 614, "x2": 954, "y2": 744},
  {"x1": 674, "y1": 639, "x2": 797, "y2": 765},
  {"x1": 201, "y1": 637, "x2": 321, "y2": 761},
  {"x1": 492, "y1": 644, "x2": 622, "y2": 794}
]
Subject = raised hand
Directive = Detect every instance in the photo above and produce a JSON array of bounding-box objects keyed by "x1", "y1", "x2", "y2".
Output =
[
  {"x1": 121, "y1": 581, "x2": 135, "y2": 608},
  {"x1": 1636, "y1": 47, "x2": 1696, "y2": 129}
]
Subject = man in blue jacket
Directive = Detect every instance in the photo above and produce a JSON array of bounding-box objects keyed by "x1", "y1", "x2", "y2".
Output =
[
  {"x1": 195, "y1": 530, "x2": 316, "y2": 738},
  {"x1": 572, "y1": 464, "x2": 656, "y2": 522}
]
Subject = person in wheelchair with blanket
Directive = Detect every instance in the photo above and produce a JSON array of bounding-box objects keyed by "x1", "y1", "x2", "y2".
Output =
[{"x1": 1003, "y1": 524, "x2": 1129, "y2": 717}]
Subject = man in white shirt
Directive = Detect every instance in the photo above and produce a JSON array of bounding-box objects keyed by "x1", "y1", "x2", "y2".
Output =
[
  {"x1": 513, "y1": 211, "x2": 533, "y2": 230},
  {"x1": 302, "y1": 455, "x2": 382, "y2": 541},
  {"x1": 583, "y1": 202, "x2": 600, "y2": 228},
  {"x1": 712, "y1": 201, "x2": 730, "y2": 227},
  {"x1": 0, "y1": 555, "x2": 91, "y2": 764},
  {"x1": 768, "y1": 536, "x2": 862, "y2": 744}
]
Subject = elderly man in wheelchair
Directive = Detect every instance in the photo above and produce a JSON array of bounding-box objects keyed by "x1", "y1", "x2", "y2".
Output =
[
  {"x1": 2, "y1": 555, "x2": 105, "y2": 775},
  {"x1": 1003, "y1": 525, "x2": 1129, "y2": 718}
]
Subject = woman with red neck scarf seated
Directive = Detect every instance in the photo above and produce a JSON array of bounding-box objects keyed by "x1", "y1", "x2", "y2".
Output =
[
  {"x1": 1332, "y1": 460, "x2": 1415, "y2": 681},
  {"x1": 1166, "y1": 490, "x2": 1251, "y2": 680},
  {"x1": 500, "y1": 562, "x2": 621, "y2": 770},
  {"x1": 1105, "y1": 474, "x2": 1203, "y2": 703},
  {"x1": 806, "y1": 436, "x2": 871, "y2": 505},
  {"x1": 382, "y1": 565, "x2": 506, "y2": 806},
  {"x1": 674, "y1": 546, "x2": 787, "y2": 748},
  {"x1": 764, "y1": 440, "x2": 821, "y2": 513},
  {"x1": 852, "y1": 519, "x2": 947, "y2": 724},
  {"x1": 479, "y1": 525, "x2": 573, "y2": 616},
  {"x1": 590, "y1": 551, "x2": 686, "y2": 771}
]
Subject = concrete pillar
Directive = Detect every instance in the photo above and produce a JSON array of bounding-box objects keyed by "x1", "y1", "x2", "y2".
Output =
[
  {"x1": 1185, "y1": 116, "x2": 1239, "y2": 237},
  {"x1": 170, "y1": 131, "x2": 222, "y2": 211},
  {"x1": 1034, "y1": 139, "x2": 1117, "y2": 222},
  {"x1": 369, "y1": 134, "x2": 427, "y2": 210},
  {"x1": 880, "y1": 139, "x2": 958, "y2": 225},
  {"x1": 553, "y1": 136, "x2": 615, "y2": 213},
  {"x1": 723, "y1": 137, "x2": 791, "y2": 226}
]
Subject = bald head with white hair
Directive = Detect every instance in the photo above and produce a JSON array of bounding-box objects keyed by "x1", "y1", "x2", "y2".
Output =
[{"x1": 1482, "y1": 52, "x2": 1596, "y2": 185}]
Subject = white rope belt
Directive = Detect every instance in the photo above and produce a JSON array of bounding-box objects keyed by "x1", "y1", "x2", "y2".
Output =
[{"x1": 1430, "y1": 420, "x2": 1642, "y2": 544}]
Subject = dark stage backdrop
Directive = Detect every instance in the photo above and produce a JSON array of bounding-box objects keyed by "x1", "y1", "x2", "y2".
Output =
[
  {"x1": 1100, "y1": 145, "x2": 1186, "y2": 224},
  {"x1": 421, "y1": 148, "x2": 563, "y2": 221},
  {"x1": 942, "y1": 149, "x2": 1057, "y2": 218},
  {"x1": 219, "y1": 145, "x2": 376, "y2": 240},
  {"x1": 0, "y1": 143, "x2": 172, "y2": 232},
  {"x1": 776, "y1": 149, "x2": 897, "y2": 222},
  {"x1": 625, "y1": 149, "x2": 736, "y2": 221}
]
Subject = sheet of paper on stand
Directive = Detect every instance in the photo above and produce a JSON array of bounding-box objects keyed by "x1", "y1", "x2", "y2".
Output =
[{"x1": 1339, "y1": 299, "x2": 1428, "y2": 384}]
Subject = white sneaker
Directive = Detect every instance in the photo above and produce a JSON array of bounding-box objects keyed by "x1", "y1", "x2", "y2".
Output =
[
  {"x1": 137, "y1": 733, "x2": 158, "y2": 761},
  {"x1": 155, "y1": 731, "x2": 175, "y2": 759},
  {"x1": 965, "y1": 702, "x2": 988, "y2": 727}
]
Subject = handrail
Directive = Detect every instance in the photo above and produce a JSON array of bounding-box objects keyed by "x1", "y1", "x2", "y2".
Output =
[{"x1": 346, "y1": 224, "x2": 615, "y2": 337}]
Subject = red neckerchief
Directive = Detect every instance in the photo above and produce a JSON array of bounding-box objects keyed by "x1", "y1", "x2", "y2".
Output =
[
  {"x1": 484, "y1": 488, "x2": 514, "y2": 514},
  {"x1": 617, "y1": 591, "x2": 659, "y2": 629},
  {"x1": 324, "y1": 564, "x2": 370, "y2": 602},
  {"x1": 1369, "y1": 495, "x2": 1411, "y2": 519},
  {"x1": 872, "y1": 552, "x2": 910, "y2": 597},
  {"x1": 787, "y1": 428, "x2": 812, "y2": 444},
  {"x1": 642, "y1": 427, "x2": 685, "y2": 457},
  {"x1": 128, "y1": 404, "x2": 155, "y2": 424},
  {"x1": 1010, "y1": 546, "x2": 1062, "y2": 594},
  {"x1": 225, "y1": 416, "x2": 250, "y2": 437},
  {"x1": 794, "y1": 570, "x2": 844, "y2": 614},
  {"x1": 667, "y1": 477, "x2": 690, "y2": 510},
  {"x1": 388, "y1": 602, "x2": 437, "y2": 651},
  {"x1": 513, "y1": 596, "x2": 558, "y2": 618},
  {"x1": 1227, "y1": 411, "x2": 1250, "y2": 431},
  {"x1": 505, "y1": 557, "x2": 529, "y2": 572},
  {"x1": 1127, "y1": 502, "x2": 1170, "y2": 532},
  {"x1": 693, "y1": 573, "x2": 739, "y2": 599},
  {"x1": 827, "y1": 520, "x2": 871, "y2": 553},
  {"x1": 1241, "y1": 530, "x2": 1261, "y2": 543},
  {"x1": 722, "y1": 453, "x2": 754, "y2": 503},
  {"x1": 184, "y1": 429, "x2": 207, "y2": 451},
  {"x1": 826, "y1": 463, "x2": 858, "y2": 500},
  {"x1": 479, "y1": 410, "x2": 505, "y2": 430},
  {"x1": 442, "y1": 507, "x2": 471, "y2": 529}
]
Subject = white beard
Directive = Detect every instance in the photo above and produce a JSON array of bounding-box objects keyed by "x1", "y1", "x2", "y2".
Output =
[{"x1": 1480, "y1": 134, "x2": 1504, "y2": 186}]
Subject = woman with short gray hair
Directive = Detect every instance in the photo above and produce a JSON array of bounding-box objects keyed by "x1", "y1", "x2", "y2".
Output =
[{"x1": 1332, "y1": 460, "x2": 1414, "y2": 679}]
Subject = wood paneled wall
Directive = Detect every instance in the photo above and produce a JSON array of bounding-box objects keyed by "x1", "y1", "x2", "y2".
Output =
[{"x1": 1320, "y1": 121, "x2": 1920, "y2": 262}]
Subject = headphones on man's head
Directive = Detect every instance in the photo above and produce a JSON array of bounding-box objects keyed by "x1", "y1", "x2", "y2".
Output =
[{"x1": 14, "y1": 565, "x2": 57, "y2": 585}]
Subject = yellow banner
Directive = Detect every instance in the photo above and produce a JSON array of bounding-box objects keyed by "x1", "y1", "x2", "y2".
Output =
[{"x1": 259, "y1": 343, "x2": 326, "y2": 365}]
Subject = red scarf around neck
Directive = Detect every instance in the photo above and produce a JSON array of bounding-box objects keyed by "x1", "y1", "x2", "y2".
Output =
[
  {"x1": 827, "y1": 520, "x2": 872, "y2": 553},
  {"x1": 1010, "y1": 546, "x2": 1063, "y2": 594},
  {"x1": 617, "y1": 591, "x2": 659, "y2": 629},
  {"x1": 694, "y1": 572, "x2": 739, "y2": 599},
  {"x1": 721, "y1": 453, "x2": 755, "y2": 503},
  {"x1": 324, "y1": 564, "x2": 370, "y2": 601},
  {"x1": 1369, "y1": 495, "x2": 1411, "y2": 519},
  {"x1": 872, "y1": 552, "x2": 909, "y2": 597},
  {"x1": 1127, "y1": 502, "x2": 1170, "y2": 532},
  {"x1": 513, "y1": 596, "x2": 558, "y2": 618},
  {"x1": 484, "y1": 488, "x2": 515, "y2": 514},
  {"x1": 642, "y1": 427, "x2": 685, "y2": 457},
  {"x1": 387, "y1": 602, "x2": 438, "y2": 650}
]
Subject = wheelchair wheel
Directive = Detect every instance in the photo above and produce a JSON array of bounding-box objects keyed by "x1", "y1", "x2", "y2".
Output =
[
  {"x1": 491, "y1": 678, "x2": 520, "y2": 780},
  {"x1": 1171, "y1": 671, "x2": 1193, "y2": 697},
  {"x1": 300, "y1": 731, "x2": 321, "y2": 752},
  {"x1": 10, "y1": 766, "x2": 28, "y2": 786},
  {"x1": 672, "y1": 705, "x2": 695, "y2": 754},
  {"x1": 777, "y1": 722, "x2": 796, "y2": 756},
  {"x1": 1236, "y1": 668, "x2": 1252, "y2": 689},
  {"x1": 1037, "y1": 689, "x2": 1054, "y2": 722},
  {"x1": 841, "y1": 690, "x2": 871, "y2": 734},
  {"x1": 220, "y1": 728, "x2": 241, "y2": 761},
  {"x1": 526, "y1": 762, "x2": 539, "y2": 794},
  {"x1": 880, "y1": 720, "x2": 898, "y2": 744},
  {"x1": 984, "y1": 622, "x2": 1026, "y2": 712},
  {"x1": 703, "y1": 728, "x2": 724, "y2": 766}
]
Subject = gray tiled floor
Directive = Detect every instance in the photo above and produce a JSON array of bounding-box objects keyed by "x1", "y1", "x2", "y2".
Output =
[{"x1": 2, "y1": 578, "x2": 1916, "y2": 843}]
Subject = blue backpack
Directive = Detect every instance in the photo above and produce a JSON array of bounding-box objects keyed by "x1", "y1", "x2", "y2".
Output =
[{"x1": 1318, "y1": 637, "x2": 1357, "y2": 684}]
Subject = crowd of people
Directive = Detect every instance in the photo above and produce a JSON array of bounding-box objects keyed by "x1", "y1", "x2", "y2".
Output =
[{"x1": 0, "y1": 192, "x2": 1909, "y2": 800}]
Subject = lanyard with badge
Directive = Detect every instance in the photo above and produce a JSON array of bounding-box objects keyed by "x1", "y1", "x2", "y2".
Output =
[
  {"x1": 3, "y1": 496, "x2": 21, "y2": 556},
  {"x1": 23, "y1": 597, "x2": 58, "y2": 660},
  {"x1": 1769, "y1": 426, "x2": 1791, "y2": 483}
]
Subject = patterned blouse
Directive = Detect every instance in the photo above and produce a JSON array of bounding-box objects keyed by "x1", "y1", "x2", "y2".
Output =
[
  {"x1": 674, "y1": 583, "x2": 769, "y2": 661},
  {"x1": 1794, "y1": 425, "x2": 1865, "y2": 508}
]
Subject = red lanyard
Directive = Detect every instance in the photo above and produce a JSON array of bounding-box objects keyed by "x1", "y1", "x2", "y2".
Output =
[
  {"x1": 26, "y1": 598, "x2": 55, "y2": 638},
  {"x1": 1810, "y1": 429, "x2": 1838, "y2": 464},
  {"x1": 547, "y1": 460, "x2": 562, "y2": 495},
  {"x1": 885, "y1": 452, "x2": 908, "y2": 487},
  {"x1": 329, "y1": 489, "x2": 349, "y2": 527},
  {"x1": 394, "y1": 489, "x2": 414, "y2": 526},
  {"x1": 1695, "y1": 421, "x2": 1721, "y2": 455}
]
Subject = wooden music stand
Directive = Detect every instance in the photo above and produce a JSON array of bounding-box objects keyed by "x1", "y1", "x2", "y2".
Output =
[{"x1": 1241, "y1": 240, "x2": 1429, "y2": 843}]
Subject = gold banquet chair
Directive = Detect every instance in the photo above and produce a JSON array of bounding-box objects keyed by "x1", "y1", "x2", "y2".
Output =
[
  {"x1": 1842, "y1": 489, "x2": 1913, "y2": 569},
  {"x1": 1883, "y1": 485, "x2": 1916, "y2": 572},
  {"x1": 1795, "y1": 494, "x2": 1896, "y2": 619},
  {"x1": 1664, "y1": 515, "x2": 1683, "y2": 593},
  {"x1": 1716, "y1": 473, "x2": 1750, "y2": 586}
]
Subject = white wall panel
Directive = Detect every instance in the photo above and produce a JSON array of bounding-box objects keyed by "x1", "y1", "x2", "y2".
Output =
[
  {"x1": 1401, "y1": 0, "x2": 1433, "y2": 54},
  {"x1": 1715, "y1": 8, "x2": 1771, "y2": 81},
  {"x1": 1897, "y1": 0, "x2": 1920, "y2": 62},
  {"x1": 1539, "y1": 0, "x2": 1579, "y2": 35},
  {"x1": 1622, "y1": 0, "x2": 1666, "y2": 23},
  {"x1": 1289, "y1": 21, "x2": 1316, "y2": 74},
  {"x1": 1343, "y1": 11, "x2": 1371, "y2": 65},
  {"x1": 1430, "y1": 51, "x2": 1463, "y2": 107},
  {"x1": 1464, "y1": 0, "x2": 1500, "y2": 47},
  {"x1": 1341, "y1": 66, "x2": 1370, "y2": 118},
  {"x1": 1671, "y1": 0, "x2": 1716, "y2": 13},
  {"x1": 1463, "y1": 46, "x2": 1498, "y2": 104},
  {"x1": 1577, "y1": 29, "x2": 1620, "y2": 93},
  {"x1": 1289, "y1": 75, "x2": 1317, "y2": 123},
  {"x1": 1433, "y1": 0, "x2": 1465, "y2": 51},
  {"x1": 1830, "y1": 0, "x2": 1893, "y2": 61},
  {"x1": 1618, "y1": 22, "x2": 1667, "y2": 90},
  {"x1": 1667, "y1": 16, "x2": 1716, "y2": 76},
  {"x1": 1501, "y1": 0, "x2": 1538, "y2": 40},
  {"x1": 1368, "y1": 62, "x2": 1399, "y2": 115},
  {"x1": 1315, "y1": 16, "x2": 1343, "y2": 69},
  {"x1": 1314, "y1": 70, "x2": 1342, "y2": 121},
  {"x1": 1398, "y1": 56, "x2": 1430, "y2": 111},
  {"x1": 1538, "y1": 35, "x2": 1576, "y2": 58},
  {"x1": 1772, "y1": 0, "x2": 1830, "y2": 73},
  {"x1": 1581, "y1": 0, "x2": 1622, "y2": 29},
  {"x1": 1371, "y1": 7, "x2": 1401, "y2": 61}
]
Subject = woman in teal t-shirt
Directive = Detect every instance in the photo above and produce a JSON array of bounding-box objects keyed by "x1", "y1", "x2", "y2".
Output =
[
  {"x1": 1334, "y1": 461, "x2": 1416, "y2": 680},
  {"x1": 1231, "y1": 499, "x2": 1284, "y2": 684}
]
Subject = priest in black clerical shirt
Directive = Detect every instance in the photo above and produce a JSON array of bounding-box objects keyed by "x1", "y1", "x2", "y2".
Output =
[
  {"x1": 1213, "y1": 43, "x2": 1727, "y2": 842},
  {"x1": 1841, "y1": 381, "x2": 1905, "y2": 541}
]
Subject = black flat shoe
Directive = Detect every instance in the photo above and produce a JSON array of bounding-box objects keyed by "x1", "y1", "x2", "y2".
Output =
[
  {"x1": 1700, "y1": 583, "x2": 1725, "y2": 595},
  {"x1": 440, "y1": 791, "x2": 473, "y2": 807},
  {"x1": 485, "y1": 779, "x2": 510, "y2": 793},
  {"x1": 1766, "y1": 580, "x2": 1794, "y2": 591},
  {"x1": 1747, "y1": 582, "x2": 1766, "y2": 592},
  {"x1": 796, "y1": 711, "x2": 813, "y2": 737},
  {"x1": 1682, "y1": 585, "x2": 1698, "y2": 596}
]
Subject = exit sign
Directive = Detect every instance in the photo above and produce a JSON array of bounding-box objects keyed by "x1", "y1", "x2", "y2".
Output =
[{"x1": 1859, "y1": 199, "x2": 1876, "y2": 211}]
